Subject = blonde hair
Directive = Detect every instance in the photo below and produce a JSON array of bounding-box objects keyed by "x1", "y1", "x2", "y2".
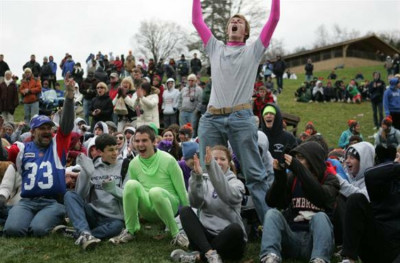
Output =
[
  {"x1": 97, "y1": 82, "x2": 108, "y2": 92},
  {"x1": 121, "y1": 77, "x2": 135, "y2": 91}
]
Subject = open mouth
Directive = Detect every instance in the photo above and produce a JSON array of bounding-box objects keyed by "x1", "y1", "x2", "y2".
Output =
[{"x1": 232, "y1": 25, "x2": 238, "y2": 32}]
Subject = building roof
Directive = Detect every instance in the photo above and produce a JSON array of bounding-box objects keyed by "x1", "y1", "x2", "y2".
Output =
[{"x1": 284, "y1": 34, "x2": 400, "y2": 60}]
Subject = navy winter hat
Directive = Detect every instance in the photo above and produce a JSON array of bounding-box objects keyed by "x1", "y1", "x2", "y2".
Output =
[{"x1": 182, "y1": 142, "x2": 199, "y2": 160}]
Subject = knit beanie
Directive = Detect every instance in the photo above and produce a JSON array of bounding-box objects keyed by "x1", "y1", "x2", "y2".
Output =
[
  {"x1": 149, "y1": 123, "x2": 159, "y2": 135},
  {"x1": 346, "y1": 147, "x2": 360, "y2": 161},
  {"x1": 182, "y1": 141, "x2": 199, "y2": 160},
  {"x1": 262, "y1": 106, "x2": 276, "y2": 116},
  {"x1": 383, "y1": 115, "x2": 393, "y2": 126},
  {"x1": 179, "y1": 123, "x2": 193, "y2": 137}
]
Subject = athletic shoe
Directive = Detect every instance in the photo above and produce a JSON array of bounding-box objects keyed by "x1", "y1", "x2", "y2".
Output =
[
  {"x1": 170, "y1": 249, "x2": 200, "y2": 263},
  {"x1": 75, "y1": 231, "x2": 100, "y2": 250},
  {"x1": 310, "y1": 258, "x2": 326, "y2": 263},
  {"x1": 260, "y1": 253, "x2": 281, "y2": 263},
  {"x1": 109, "y1": 228, "x2": 135, "y2": 244},
  {"x1": 205, "y1": 250, "x2": 222, "y2": 263},
  {"x1": 51, "y1": 225, "x2": 76, "y2": 239},
  {"x1": 170, "y1": 230, "x2": 189, "y2": 248}
]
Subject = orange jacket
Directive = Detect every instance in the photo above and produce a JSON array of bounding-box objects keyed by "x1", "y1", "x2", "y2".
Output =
[{"x1": 19, "y1": 77, "x2": 41, "y2": 104}]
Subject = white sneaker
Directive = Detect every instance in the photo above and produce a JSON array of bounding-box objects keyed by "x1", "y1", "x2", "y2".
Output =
[
  {"x1": 310, "y1": 258, "x2": 326, "y2": 263},
  {"x1": 261, "y1": 253, "x2": 281, "y2": 263},
  {"x1": 205, "y1": 250, "x2": 222, "y2": 263},
  {"x1": 75, "y1": 231, "x2": 100, "y2": 250},
  {"x1": 109, "y1": 228, "x2": 135, "y2": 244},
  {"x1": 52, "y1": 224, "x2": 76, "y2": 239},
  {"x1": 171, "y1": 230, "x2": 189, "y2": 248},
  {"x1": 170, "y1": 249, "x2": 200, "y2": 263}
]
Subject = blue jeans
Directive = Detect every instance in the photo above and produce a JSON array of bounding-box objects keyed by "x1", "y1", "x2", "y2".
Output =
[
  {"x1": 83, "y1": 98, "x2": 92, "y2": 125},
  {"x1": 179, "y1": 110, "x2": 194, "y2": 127},
  {"x1": 260, "y1": 209, "x2": 334, "y2": 262},
  {"x1": 24, "y1": 101, "x2": 39, "y2": 125},
  {"x1": 64, "y1": 191, "x2": 124, "y2": 239},
  {"x1": 198, "y1": 109, "x2": 270, "y2": 222},
  {"x1": 4, "y1": 198, "x2": 65, "y2": 237}
]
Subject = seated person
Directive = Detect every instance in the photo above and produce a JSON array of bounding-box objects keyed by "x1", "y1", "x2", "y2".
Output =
[
  {"x1": 374, "y1": 116, "x2": 400, "y2": 163},
  {"x1": 323, "y1": 81, "x2": 336, "y2": 102},
  {"x1": 178, "y1": 141, "x2": 199, "y2": 189},
  {"x1": 109, "y1": 125, "x2": 189, "y2": 248},
  {"x1": 339, "y1": 160, "x2": 400, "y2": 263},
  {"x1": 294, "y1": 83, "x2": 311, "y2": 103},
  {"x1": 338, "y1": 120, "x2": 364, "y2": 149},
  {"x1": 3, "y1": 79, "x2": 75, "y2": 237},
  {"x1": 346, "y1": 80, "x2": 361, "y2": 103},
  {"x1": 59, "y1": 134, "x2": 126, "y2": 250},
  {"x1": 0, "y1": 162, "x2": 21, "y2": 226},
  {"x1": 312, "y1": 81, "x2": 324, "y2": 102},
  {"x1": 171, "y1": 146, "x2": 246, "y2": 263},
  {"x1": 260, "y1": 141, "x2": 339, "y2": 263}
]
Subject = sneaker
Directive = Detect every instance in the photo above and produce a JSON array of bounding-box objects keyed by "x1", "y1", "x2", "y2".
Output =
[
  {"x1": 260, "y1": 253, "x2": 281, "y2": 263},
  {"x1": 170, "y1": 249, "x2": 200, "y2": 263},
  {"x1": 171, "y1": 231, "x2": 189, "y2": 248},
  {"x1": 52, "y1": 225, "x2": 76, "y2": 239},
  {"x1": 310, "y1": 258, "x2": 326, "y2": 263},
  {"x1": 109, "y1": 228, "x2": 135, "y2": 244},
  {"x1": 205, "y1": 250, "x2": 222, "y2": 263},
  {"x1": 339, "y1": 260, "x2": 352, "y2": 263},
  {"x1": 75, "y1": 231, "x2": 100, "y2": 250}
]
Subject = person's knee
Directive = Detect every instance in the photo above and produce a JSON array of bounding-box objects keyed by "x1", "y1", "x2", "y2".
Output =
[
  {"x1": 64, "y1": 190, "x2": 79, "y2": 203},
  {"x1": 124, "y1": 180, "x2": 141, "y2": 194},
  {"x1": 3, "y1": 224, "x2": 28, "y2": 237},
  {"x1": 148, "y1": 187, "x2": 166, "y2": 205},
  {"x1": 347, "y1": 193, "x2": 368, "y2": 208},
  {"x1": 264, "y1": 208, "x2": 282, "y2": 222},
  {"x1": 30, "y1": 225, "x2": 50, "y2": 237}
]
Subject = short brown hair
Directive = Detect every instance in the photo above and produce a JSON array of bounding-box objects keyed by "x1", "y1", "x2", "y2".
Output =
[{"x1": 226, "y1": 14, "x2": 250, "y2": 42}]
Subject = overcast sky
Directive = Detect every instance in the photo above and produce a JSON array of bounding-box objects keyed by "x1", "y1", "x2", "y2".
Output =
[{"x1": 1, "y1": 0, "x2": 399, "y2": 78}]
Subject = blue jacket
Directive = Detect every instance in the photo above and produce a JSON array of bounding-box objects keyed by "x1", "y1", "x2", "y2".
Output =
[
  {"x1": 383, "y1": 78, "x2": 400, "y2": 115},
  {"x1": 62, "y1": 60, "x2": 75, "y2": 77},
  {"x1": 49, "y1": 61, "x2": 57, "y2": 75}
]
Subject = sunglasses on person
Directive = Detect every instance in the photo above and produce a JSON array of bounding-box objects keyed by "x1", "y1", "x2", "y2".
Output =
[{"x1": 115, "y1": 135, "x2": 124, "y2": 140}]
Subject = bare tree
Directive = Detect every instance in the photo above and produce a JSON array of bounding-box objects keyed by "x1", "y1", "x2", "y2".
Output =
[
  {"x1": 377, "y1": 30, "x2": 400, "y2": 50},
  {"x1": 131, "y1": 20, "x2": 188, "y2": 63},
  {"x1": 264, "y1": 37, "x2": 285, "y2": 59},
  {"x1": 313, "y1": 24, "x2": 330, "y2": 48}
]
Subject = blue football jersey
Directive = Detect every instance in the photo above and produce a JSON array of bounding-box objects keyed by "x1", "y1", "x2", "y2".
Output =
[{"x1": 18, "y1": 137, "x2": 67, "y2": 198}]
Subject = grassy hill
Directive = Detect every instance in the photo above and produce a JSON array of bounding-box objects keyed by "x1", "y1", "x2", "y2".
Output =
[{"x1": 2, "y1": 65, "x2": 384, "y2": 262}]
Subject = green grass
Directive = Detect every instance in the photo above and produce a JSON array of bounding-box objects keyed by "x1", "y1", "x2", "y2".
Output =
[{"x1": 3, "y1": 66, "x2": 380, "y2": 262}]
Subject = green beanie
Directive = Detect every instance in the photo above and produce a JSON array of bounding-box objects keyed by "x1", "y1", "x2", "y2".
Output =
[{"x1": 262, "y1": 106, "x2": 276, "y2": 116}]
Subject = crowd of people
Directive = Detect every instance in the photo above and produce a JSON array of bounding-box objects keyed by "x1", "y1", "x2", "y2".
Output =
[{"x1": 0, "y1": 0, "x2": 400, "y2": 263}]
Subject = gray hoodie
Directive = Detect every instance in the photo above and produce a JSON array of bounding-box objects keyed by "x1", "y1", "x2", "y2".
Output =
[
  {"x1": 339, "y1": 141, "x2": 375, "y2": 200},
  {"x1": 162, "y1": 78, "x2": 180, "y2": 115},
  {"x1": 189, "y1": 158, "x2": 247, "y2": 241},
  {"x1": 75, "y1": 154, "x2": 127, "y2": 220}
]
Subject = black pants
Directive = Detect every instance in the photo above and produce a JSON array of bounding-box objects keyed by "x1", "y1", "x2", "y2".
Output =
[
  {"x1": 341, "y1": 193, "x2": 399, "y2": 263},
  {"x1": 390, "y1": 112, "x2": 400, "y2": 131},
  {"x1": 375, "y1": 145, "x2": 397, "y2": 164},
  {"x1": 179, "y1": 206, "x2": 246, "y2": 261}
]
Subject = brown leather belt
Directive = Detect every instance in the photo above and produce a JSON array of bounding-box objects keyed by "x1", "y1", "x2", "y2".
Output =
[{"x1": 207, "y1": 103, "x2": 252, "y2": 115}]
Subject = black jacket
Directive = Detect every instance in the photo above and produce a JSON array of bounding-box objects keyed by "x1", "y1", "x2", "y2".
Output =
[
  {"x1": 365, "y1": 162, "x2": 400, "y2": 249},
  {"x1": 23, "y1": 61, "x2": 41, "y2": 77},
  {"x1": 267, "y1": 141, "x2": 340, "y2": 231},
  {"x1": 90, "y1": 94, "x2": 113, "y2": 126},
  {"x1": 260, "y1": 103, "x2": 298, "y2": 160}
]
